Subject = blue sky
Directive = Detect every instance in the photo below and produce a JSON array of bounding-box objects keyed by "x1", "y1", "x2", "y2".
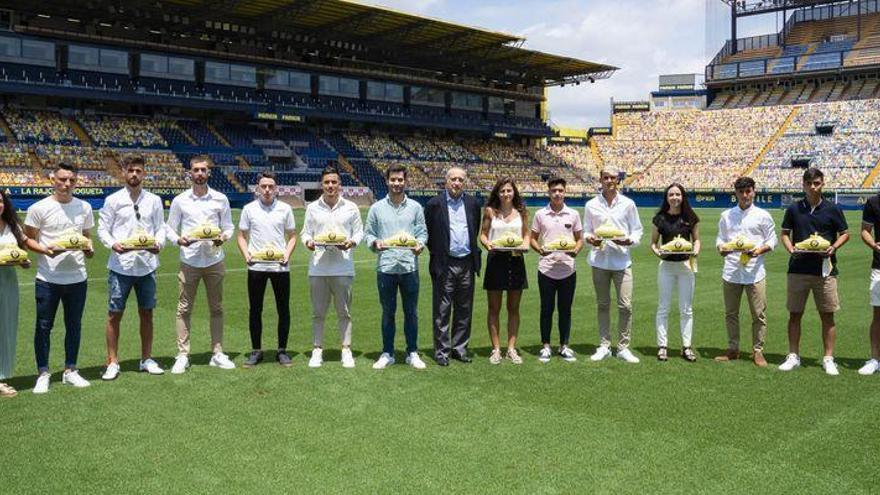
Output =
[{"x1": 362, "y1": 0, "x2": 779, "y2": 128}]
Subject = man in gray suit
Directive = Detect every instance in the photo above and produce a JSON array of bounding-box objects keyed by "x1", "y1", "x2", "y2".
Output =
[{"x1": 425, "y1": 167, "x2": 482, "y2": 366}]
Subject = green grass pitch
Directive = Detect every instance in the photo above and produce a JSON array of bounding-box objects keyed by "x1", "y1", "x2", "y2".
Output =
[{"x1": 5, "y1": 207, "x2": 880, "y2": 493}]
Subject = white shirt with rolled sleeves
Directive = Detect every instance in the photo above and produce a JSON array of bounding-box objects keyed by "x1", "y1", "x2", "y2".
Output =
[
  {"x1": 715, "y1": 204, "x2": 777, "y2": 284},
  {"x1": 583, "y1": 193, "x2": 643, "y2": 271},
  {"x1": 98, "y1": 188, "x2": 166, "y2": 277},
  {"x1": 300, "y1": 197, "x2": 363, "y2": 277},
  {"x1": 239, "y1": 199, "x2": 296, "y2": 273},
  {"x1": 165, "y1": 187, "x2": 234, "y2": 268},
  {"x1": 24, "y1": 196, "x2": 94, "y2": 285}
]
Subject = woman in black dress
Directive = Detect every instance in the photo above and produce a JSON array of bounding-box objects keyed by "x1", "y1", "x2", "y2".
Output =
[{"x1": 479, "y1": 178, "x2": 530, "y2": 364}]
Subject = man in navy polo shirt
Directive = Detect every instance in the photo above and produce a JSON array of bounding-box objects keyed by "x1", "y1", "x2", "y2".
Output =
[
  {"x1": 858, "y1": 192, "x2": 880, "y2": 375},
  {"x1": 779, "y1": 167, "x2": 849, "y2": 376}
]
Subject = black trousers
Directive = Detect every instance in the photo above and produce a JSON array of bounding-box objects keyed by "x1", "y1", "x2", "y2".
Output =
[
  {"x1": 247, "y1": 270, "x2": 290, "y2": 350},
  {"x1": 538, "y1": 271, "x2": 576, "y2": 346},
  {"x1": 431, "y1": 257, "x2": 475, "y2": 360}
]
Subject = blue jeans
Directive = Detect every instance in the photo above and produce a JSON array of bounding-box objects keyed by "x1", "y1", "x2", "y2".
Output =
[
  {"x1": 377, "y1": 271, "x2": 419, "y2": 355},
  {"x1": 34, "y1": 279, "x2": 88, "y2": 372},
  {"x1": 108, "y1": 270, "x2": 157, "y2": 313}
]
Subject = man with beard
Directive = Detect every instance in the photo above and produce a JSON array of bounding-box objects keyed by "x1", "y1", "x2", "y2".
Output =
[
  {"x1": 166, "y1": 155, "x2": 235, "y2": 373},
  {"x1": 97, "y1": 156, "x2": 167, "y2": 380}
]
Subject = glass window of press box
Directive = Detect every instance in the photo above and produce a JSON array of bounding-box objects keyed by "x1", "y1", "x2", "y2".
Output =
[
  {"x1": 265, "y1": 69, "x2": 310, "y2": 92},
  {"x1": 366, "y1": 81, "x2": 403, "y2": 102},
  {"x1": 411, "y1": 86, "x2": 445, "y2": 107},
  {"x1": 319, "y1": 75, "x2": 359, "y2": 97},
  {"x1": 205, "y1": 61, "x2": 257, "y2": 87},
  {"x1": 69, "y1": 45, "x2": 129, "y2": 74},
  {"x1": 140, "y1": 54, "x2": 195, "y2": 80},
  {"x1": 451, "y1": 92, "x2": 482, "y2": 111},
  {"x1": 0, "y1": 36, "x2": 55, "y2": 67}
]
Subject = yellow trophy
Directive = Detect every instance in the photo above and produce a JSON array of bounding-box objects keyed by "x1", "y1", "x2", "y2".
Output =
[
  {"x1": 0, "y1": 243, "x2": 29, "y2": 266},
  {"x1": 794, "y1": 233, "x2": 831, "y2": 252},
  {"x1": 659, "y1": 235, "x2": 694, "y2": 254},
  {"x1": 53, "y1": 229, "x2": 91, "y2": 251},
  {"x1": 595, "y1": 220, "x2": 627, "y2": 240},
  {"x1": 188, "y1": 223, "x2": 222, "y2": 241},
  {"x1": 491, "y1": 231, "x2": 525, "y2": 251},
  {"x1": 251, "y1": 243, "x2": 285, "y2": 263},
  {"x1": 315, "y1": 229, "x2": 347, "y2": 246},
  {"x1": 120, "y1": 227, "x2": 157, "y2": 250},
  {"x1": 544, "y1": 235, "x2": 576, "y2": 252},
  {"x1": 383, "y1": 231, "x2": 418, "y2": 249}
]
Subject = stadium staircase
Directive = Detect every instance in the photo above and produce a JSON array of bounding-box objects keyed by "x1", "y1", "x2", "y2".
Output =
[
  {"x1": 226, "y1": 171, "x2": 246, "y2": 193},
  {"x1": 861, "y1": 156, "x2": 880, "y2": 187},
  {"x1": 68, "y1": 118, "x2": 93, "y2": 146},
  {"x1": 589, "y1": 138, "x2": 604, "y2": 168},
  {"x1": 742, "y1": 106, "x2": 800, "y2": 177},
  {"x1": 206, "y1": 124, "x2": 232, "y2": 147},
  {"x1": 0, "y1": 114, "x2": 16, "y2": 144}
]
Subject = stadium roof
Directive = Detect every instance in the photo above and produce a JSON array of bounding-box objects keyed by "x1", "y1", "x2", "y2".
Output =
[
  {"x1": 149, "y1": 0, "x2": 618, "y2": 86},
  {"x1": 719, "y1": 0, "x2": 846, "y2": 17}
]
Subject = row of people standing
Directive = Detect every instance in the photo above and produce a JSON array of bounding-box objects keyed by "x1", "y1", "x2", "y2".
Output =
[{"x1": 0, "y1": 157, "x2": 877, "y2": 398}]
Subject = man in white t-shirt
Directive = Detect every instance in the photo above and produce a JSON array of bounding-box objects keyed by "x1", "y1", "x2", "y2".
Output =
[
  {"x1": 97, "y1": 156, "x2": 167, "y2": 380},
  {"x1": 23, "y1": 162, "x2": 95, "y2": 394},
  {"x1": 165, "y1": 155, "x2": 235, "y2": 373},
  {"x1": 237, "y1": 172, "x2": 297, "y2": 368},
  {"x1": 301, "y1": 165, "x2": 363, "y2": 369}
]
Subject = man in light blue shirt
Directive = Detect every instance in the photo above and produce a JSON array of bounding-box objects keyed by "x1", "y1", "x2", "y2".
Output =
[{"x1": 364, "y1": 164, "x2": 428, "y2": 370}]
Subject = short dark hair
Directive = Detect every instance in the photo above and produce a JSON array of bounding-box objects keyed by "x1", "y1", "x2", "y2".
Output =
[
  {"x1": 734, "y1": 176, "x2": 755, "y2": 190},
  {"x1": 189, "y1": 155, "x2": 213, "y2": 169},
  {"x1": 321, "y1": 165, "x2": 340, "y2": 180},
  {"x1": 122, "y1": 156, "x2": 145, "y2": 170},
  {"x1": 259, "y1": 171, "x2": 277, "y2": 182},
  {"x1": 55, "y1": 162, "x2": 78, "y2": 174},
  {"x1": 547, "y1": 177, "x2": 566, "y2": 189},
  {"x1": 385, "y1": 164, "x2": 407, "y2": 179},
  {"x1": 803, "y1": 167, "x2": 824, "y2": 182}
]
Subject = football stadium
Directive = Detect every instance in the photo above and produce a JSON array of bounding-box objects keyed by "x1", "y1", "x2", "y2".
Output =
[{"x1": 2, "y1": 0, "x2": 880, "y2": 492}]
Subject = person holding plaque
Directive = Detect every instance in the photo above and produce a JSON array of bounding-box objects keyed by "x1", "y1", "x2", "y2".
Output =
[
  {"x1": 237, "y1": 171, "x2": 297, "y2": 368},
  {"x1": 97, "y1": 156, "x2": 167, "y2": 380},
  {"x1": 165, "y1": 155, "x2": 235, "y2": 373},
  {"x1": 23, "y1": 162, "x2": 95, "y2": 393},
  {"x1": 0, "y1": 189, "x2": 31, "y2": 397},
  {"x1": 479, "y1": 178, "x2": 530, "y2": 365},
  {"x1": 363, "y1": 164, "x2": 428, "y2": 370},
  {"x1": 301, "y1": 165, "x2": 363, "y2": 369}
]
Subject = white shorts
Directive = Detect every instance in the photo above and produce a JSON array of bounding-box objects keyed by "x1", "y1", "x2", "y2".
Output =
[{"x1": 871, "y1": 269, "x2": 880, "y2": 307}]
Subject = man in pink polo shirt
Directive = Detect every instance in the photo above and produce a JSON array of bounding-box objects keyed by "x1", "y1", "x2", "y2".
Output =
[{"x1": 530, "y1": 177, "x2": 584, "y2": 363}]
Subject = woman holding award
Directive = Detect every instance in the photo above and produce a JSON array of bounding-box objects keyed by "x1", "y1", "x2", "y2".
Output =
[
  {"x1": 649, "y1": 183, "x2": 700, "y2": 362},
  {"x1": 0, "y1": 189, "x2": 31, "y2": 397},
  {"x1": 479, "y1": 178, "x2": 530, "y2": 365}
]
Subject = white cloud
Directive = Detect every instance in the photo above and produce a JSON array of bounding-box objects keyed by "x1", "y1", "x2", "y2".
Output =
[{"x1": 359, "y1": 0, "x2": 727, "y2": 128}]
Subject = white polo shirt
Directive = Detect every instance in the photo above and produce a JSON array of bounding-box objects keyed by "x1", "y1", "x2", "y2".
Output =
[
  {"x1": 166, "y1": 187, "x2": 234, "y2": 268},
  {"x1": 24, "y1": 196, "x2": 94, "y2": 284},
  {"x1": 239, "y1": 198, "x2": 296, "y2": 273},
  {"x1": 300, "y1": 196, "x2": 363, "y2": 277},
  {"x1": 98, "y1": 188, "x2": 166, "y2": 277}
]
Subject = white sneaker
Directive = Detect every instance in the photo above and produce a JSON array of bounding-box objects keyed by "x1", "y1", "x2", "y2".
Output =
[
  {"x1": 616, "y1": 348, "x2": 640, "y2": 364},
  {"x1": 209, "y1": 352, "x2": 236, "y2": 370},
  {"x1": 341, "y1": 348, "x2": 356, "y2": 369},
  {"x1": 406, "y1": 352, "x2": 427, "y2": 370},
  {"x1": 559, "y1": 346, "x2": 577, "y2": 362},
  {"x1": 171, "y1": 355, "x2": 190, "y2": 374},
  {"x1": 373, "y1": 352, "x2": 395, "y2": 370},
  {"x1": 778, "y1": 353, "x2": 801, "y2": 371},
  {"x1": 33, "y1": 373, "x2": 50, "y2": 394},
  {"x1": 308, "y1": 348, "x2": 323, "y2": 368},
  {"x1": 139, "y1": 358, "x2": 165, "y2": 375},
  {"x1": 822, "y1": 356, "x2": 839, "y2": 376},
  {"x1": 858, "y1": 358, "x2": 880, "y2": 376},
  {"x1": 538, "y1": 347, "x2": 552, "y2": 363},
  {"x1": 590, "y1": 345, "x2": 612, "y2": 362},
  {"x1": 102, "y1": 362, "x2": 121, "y2": 381},
  {"x1": 62, "y1": 369, "x2": 91, "y2": 388}
]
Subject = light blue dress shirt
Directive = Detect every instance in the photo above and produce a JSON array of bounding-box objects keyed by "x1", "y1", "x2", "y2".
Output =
[
  {"x1": 446, "y1": 191, "x2": 470, "y2": 258},
  {"x1": 363, "y1": 195, "x2": 428, "y2": 274}
]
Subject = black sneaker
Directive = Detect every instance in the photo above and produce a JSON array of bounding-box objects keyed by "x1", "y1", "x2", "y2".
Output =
[
  {"x1": 277, "y1": 350, "x2": 293, "y2": 368},
  {"x1": 243, "y1": 350, "x2": 263, "y2": 368}
]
